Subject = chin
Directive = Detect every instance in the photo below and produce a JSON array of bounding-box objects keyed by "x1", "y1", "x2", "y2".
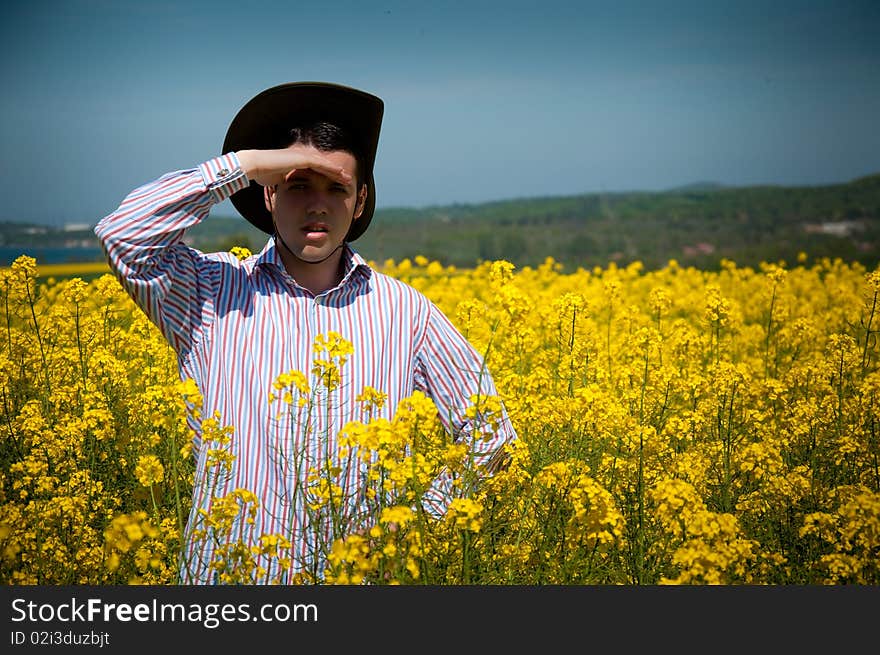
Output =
[{"x1": 301, "y1": 244, "x2": 342, "y2": 262}]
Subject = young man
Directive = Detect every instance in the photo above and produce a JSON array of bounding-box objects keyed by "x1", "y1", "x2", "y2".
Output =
[{"x1": 95, "y1": 82, "x2": 517, "y2": 583}]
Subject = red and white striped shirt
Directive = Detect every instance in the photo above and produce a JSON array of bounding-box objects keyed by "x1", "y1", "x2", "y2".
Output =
[{"x1": 95, "y1": 153, "x2": 517, "y2": 583}]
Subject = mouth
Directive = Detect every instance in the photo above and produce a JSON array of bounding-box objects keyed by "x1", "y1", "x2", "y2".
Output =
[{"x1": 302, "y1": 222, "x2": 330, "y2": 239}]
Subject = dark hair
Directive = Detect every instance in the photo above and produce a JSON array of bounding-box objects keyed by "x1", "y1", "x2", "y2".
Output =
[{"x1": 286, "y1": 121, "x2": 367, "y2": 187}]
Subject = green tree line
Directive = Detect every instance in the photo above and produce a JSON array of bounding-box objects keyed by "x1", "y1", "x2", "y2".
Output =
[{"x1": 2, "y1": 172, "x2": 878, "y2": 272}]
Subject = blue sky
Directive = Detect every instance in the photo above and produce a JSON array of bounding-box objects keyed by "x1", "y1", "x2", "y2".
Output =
[{"x1": 1, "y1": 0, "x2": 878, "y2": 226}]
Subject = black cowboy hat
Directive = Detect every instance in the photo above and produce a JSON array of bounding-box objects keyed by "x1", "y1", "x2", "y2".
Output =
[{"x1": 222, "y1": 81, "x2": 384, "y2": 242}]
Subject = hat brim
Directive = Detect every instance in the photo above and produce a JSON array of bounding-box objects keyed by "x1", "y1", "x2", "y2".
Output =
[{"x1": 221, "y1": 82, "x2": 384, "y2": 242}]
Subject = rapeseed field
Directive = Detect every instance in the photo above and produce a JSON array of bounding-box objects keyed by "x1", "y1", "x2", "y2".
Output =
[{"x1": 1, "y1": 251, "x2": 878, "y2": 584}]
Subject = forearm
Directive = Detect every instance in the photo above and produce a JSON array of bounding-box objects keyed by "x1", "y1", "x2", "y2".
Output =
[
  {"x1": 94, "y1": 154, "x2": 247, "y2": 278},
  {"x1": 421, "y1": 391, "x2": 517, "y2": 517}
]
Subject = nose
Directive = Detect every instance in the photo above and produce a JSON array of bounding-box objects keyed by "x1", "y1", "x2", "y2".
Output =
[{"x1": 304, "y1": 189, "x2": 330, "y2": 216}]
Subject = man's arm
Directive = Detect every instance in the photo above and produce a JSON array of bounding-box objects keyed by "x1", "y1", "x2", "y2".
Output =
[
  {"x1": 94, "y1": 146, "x2": 353, "y2": 357},
  {"x1": 94, "y1": 154, "x2": 249, "y2": 357},
  {"x1": 414, "y1": 302, "x2": 518, "y2": 515},
  {"x1": 236, "y1": 146, "x2": 353, "y2": 188}
]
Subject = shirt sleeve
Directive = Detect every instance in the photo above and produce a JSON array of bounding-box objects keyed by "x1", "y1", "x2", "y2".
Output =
[
  {"x1": 414, "y1": 301, "x2": 518, "y2": 516},
  {"x1": 93, "y1": 154, "x2": 249, "y2": 360}
]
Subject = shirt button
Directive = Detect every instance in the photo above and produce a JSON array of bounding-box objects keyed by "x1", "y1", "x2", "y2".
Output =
[{"x1": 217, "y1": 168, "x2": 229, "y2": 178}]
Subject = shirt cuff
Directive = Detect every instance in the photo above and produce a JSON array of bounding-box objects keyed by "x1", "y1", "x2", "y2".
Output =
[{"x1": 198, "y1": 153, "x2": 250, "y2": 203}]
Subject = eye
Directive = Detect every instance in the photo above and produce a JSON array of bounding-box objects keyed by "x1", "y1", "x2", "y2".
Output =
[{"x1": 287, "y1": 182, "x2": 308, "y2": 191}]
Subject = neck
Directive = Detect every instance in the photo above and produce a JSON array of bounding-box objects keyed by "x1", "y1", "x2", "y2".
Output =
[{"x1": 275, "y1": 234, "x2": 347, "y2": 295}]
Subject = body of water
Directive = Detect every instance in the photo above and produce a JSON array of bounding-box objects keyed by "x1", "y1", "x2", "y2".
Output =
[{"x1": 0, "y1": 246, "x2": 106, "y2": 267}]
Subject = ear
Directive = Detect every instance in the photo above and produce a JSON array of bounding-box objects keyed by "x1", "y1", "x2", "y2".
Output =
[
  {"x1": 264, "y1": 184, "x2": 276, "y2": 213},
  {"x1": 353, "y1": 184, "x2": 368, "y2": 219}
]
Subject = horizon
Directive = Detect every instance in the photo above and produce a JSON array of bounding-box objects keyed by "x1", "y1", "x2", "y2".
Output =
[
  {"x1": 2, "y1": 170, "x2": 877, "y2": 230},
  {"x1": 3, "y1": 0, "x2": 879, "y2": 227}
]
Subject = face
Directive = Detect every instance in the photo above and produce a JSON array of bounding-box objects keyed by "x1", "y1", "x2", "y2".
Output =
[{"x1": 264, "y1": 144, "x2": 367, "y2": 264}]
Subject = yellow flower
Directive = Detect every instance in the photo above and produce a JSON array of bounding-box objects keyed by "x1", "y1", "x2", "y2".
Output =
[
  {"x1": 134, "y1": 455, "x2": 164, "y2": 487},
  {"x1": 447, "y1": 498, "x2": 484, "y2": 532},
  {"x1": 229, "y1": 246, "x2": 252, "y2": 261},
  {"x1": 379, "y1": 506, "x2": 414, "y2": 528},
  {"x1": 356, "y1": 386, "x2": 388, "y2": 412}
]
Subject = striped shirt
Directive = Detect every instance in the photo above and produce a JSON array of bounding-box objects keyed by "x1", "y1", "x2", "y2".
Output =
[{"x1": 95, "y1": 153, "x2": 517, "y2": 584}]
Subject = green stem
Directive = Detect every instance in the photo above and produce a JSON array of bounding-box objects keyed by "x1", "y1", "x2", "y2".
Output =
[
  {"x1": 25, "y1": 281, "x2": 51, "y2": 398},
  {"x1": 764, "y1": 284, "x2": 777, "y2": 379},
  {"x1": 861, "y1": 290, "x2": 877, "y2": 372}
]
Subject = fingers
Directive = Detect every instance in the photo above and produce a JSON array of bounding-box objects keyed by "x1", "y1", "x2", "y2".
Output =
[
  {"x1": 280, "y1": 144, "x2": 353, "y2": 186},
  {"x1": 243, "y1": 145, "x2": 355, "y2": 188},
  {"x1": 281, "y1": 164, "x2": 352, "y2": 186},
  {"x1": 295, "y1": 161, "x2": 353, "y2": 186}
]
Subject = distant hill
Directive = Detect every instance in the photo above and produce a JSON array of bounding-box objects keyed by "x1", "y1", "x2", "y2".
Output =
[
  {"x1": 666, "y1": 181, "x2": 727, "y2": 192},
  {"x1": 1, "y1": 173, "x2": 878, "y2": 272},
  {"x1": 353, "y1": 173, "x2": 880, "y2": 271}
]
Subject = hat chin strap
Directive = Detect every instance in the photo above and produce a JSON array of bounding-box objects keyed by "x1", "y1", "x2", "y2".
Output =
[{"x1": 272, "y1": 219, "x2": 345, "y2": 265}]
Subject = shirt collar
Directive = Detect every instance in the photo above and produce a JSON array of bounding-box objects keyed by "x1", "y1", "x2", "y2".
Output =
[{"x1": 254, "y1": 237, "x2": 372, "y2": 289}]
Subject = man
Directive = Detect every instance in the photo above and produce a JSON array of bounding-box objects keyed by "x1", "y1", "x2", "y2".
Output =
[{"x1": 95, "y1": 82, "x2": 517, "y2": 584}]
